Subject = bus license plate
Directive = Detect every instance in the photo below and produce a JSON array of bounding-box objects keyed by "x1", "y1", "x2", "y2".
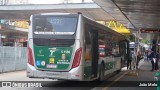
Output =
[
  {"x1": 46, "y1": 64, "x2": 57, "y2": 68},
  {"x1": 46, "y1": 72, "x2": 59, "y2": 76}
]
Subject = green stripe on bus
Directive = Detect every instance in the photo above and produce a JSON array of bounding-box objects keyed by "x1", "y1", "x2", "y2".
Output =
[
  {"x1": 105, "y1": 61, "x2": 116, "y2": 70},
  {"x1": 34, "y1": 45, "x2": 73, "y2": 70}
]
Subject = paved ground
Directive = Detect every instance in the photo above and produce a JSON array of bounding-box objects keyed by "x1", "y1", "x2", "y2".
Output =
[
  {"x1": 0, "y1": 59, "x2": 159, "y2": 90},
  {"x1": 0, "y1": 70, "x2": 53, "y2": 81}
]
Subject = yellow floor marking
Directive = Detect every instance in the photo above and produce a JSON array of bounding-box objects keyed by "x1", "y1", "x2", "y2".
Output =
[{"x1": 102, "y1": 71, "x2": 129, "y2": 90}]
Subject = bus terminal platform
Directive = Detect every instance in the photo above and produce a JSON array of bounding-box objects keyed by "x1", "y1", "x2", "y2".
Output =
[{"x1": 101, "y1": 59, "x2": 159, "y2": 90}]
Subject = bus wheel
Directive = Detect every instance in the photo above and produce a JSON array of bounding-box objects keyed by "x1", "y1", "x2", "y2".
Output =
[{"x1": 99, "y1": 64, "x2": 105, "y2": 81}]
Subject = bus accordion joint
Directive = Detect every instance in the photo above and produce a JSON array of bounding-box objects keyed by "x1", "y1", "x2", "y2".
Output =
[
  {"x1": 28, "y1": 46, "x2": 34, "y2": 66},
  {"x1": 72, "y1": 47, "x2": 82, "y2": 68}
]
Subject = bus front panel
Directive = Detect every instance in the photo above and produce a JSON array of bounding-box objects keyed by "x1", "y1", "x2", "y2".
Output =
[{"x1": 30, "y1": 14, "x2": 79, "y2": 71}]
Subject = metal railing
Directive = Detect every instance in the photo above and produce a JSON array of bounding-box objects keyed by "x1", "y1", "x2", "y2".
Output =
[{"x1": 0, "y1": 46, "x2": 27, "y2": 73}]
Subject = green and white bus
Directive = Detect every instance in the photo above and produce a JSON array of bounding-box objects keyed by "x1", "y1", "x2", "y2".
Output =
[{"x1": 27, "y1": 13, "x2": 129, "y2": 81}]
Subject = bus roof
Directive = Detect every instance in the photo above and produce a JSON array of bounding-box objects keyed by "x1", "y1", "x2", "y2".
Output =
[
  {"x1": 83, "y1": 15, "x2": 125, "y2": 38},
  {"x1": 32, "y1": 13, "x2": 79, "y2": 16}
]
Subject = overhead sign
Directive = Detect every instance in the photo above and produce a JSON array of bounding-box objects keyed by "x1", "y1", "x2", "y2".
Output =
[
  {"x1": 97, "y1": 20, "x2": 131, "y2": 34},
  {"x1": 14, "y1": 21, "x2": 29, "y2": 29},
  {"x1": 140, "y1": 28, "x2": 160, "y2": 33},
  {"x1": 129, "y1": 42, "x2": 138, "y2": 48}
]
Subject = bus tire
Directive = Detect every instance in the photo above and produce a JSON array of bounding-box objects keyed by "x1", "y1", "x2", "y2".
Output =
[{"x1": 99, "y1": 63, "x2": 105, "y2": 81}]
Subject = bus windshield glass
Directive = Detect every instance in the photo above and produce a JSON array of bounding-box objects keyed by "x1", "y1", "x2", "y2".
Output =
[{"x1": 33, "y1": 15, "x2": 78, "y2": 35}]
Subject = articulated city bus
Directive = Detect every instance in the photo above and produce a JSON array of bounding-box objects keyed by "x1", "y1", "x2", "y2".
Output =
[{"x1": 27, "y1": 13, "x2": 129, "y2": 81}]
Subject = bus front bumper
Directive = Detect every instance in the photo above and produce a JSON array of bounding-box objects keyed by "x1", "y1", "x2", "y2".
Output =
[{"x1": 27, "y1": 64, "x2": 82, "y2": 80}]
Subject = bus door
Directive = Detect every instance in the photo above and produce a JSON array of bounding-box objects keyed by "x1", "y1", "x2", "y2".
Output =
[
  {"x1": 84, "y1": 27, "x2": 98, "y2": 79},
  {"x1": 90, "y1": 29, "x2": 99, "y2": 78},
  {"x1": 119, "y1": 40, "x2": 129, "y2": 66}
]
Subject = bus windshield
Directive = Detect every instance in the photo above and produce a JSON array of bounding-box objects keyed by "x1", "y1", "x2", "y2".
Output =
[
  {"x1": 33, "y1": 15, "x2": 78, "y2": 35},
  {"x1": 32, "y1": 15, "x2": 78, "y2": 46}
]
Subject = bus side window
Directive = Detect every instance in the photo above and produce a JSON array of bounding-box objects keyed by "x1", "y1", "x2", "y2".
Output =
[{"x1": 111, "y1": 42, "x2": 120, "y2": 57}]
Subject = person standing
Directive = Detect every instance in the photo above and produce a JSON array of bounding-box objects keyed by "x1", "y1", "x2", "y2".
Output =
[
  {"x1": 127, "y1": 50, "x2": 133, "y2": 70},
  {"x1": 144, "y1": 50, "x2": 149, "y2": 61},
  {"x1": 155, "y1": 50, "x2": 159, "y2": 70},
  {"x1": 136, "y1": 51, "x2": 143, "y2": 69},
  {"x1": 148, "y1": 49, "x2": 156, "y2": 71}
]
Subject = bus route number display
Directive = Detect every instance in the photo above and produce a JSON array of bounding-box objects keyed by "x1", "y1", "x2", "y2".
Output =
[{"x1": 47, "y1": 18, "x2": 62, "y2": 25}]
